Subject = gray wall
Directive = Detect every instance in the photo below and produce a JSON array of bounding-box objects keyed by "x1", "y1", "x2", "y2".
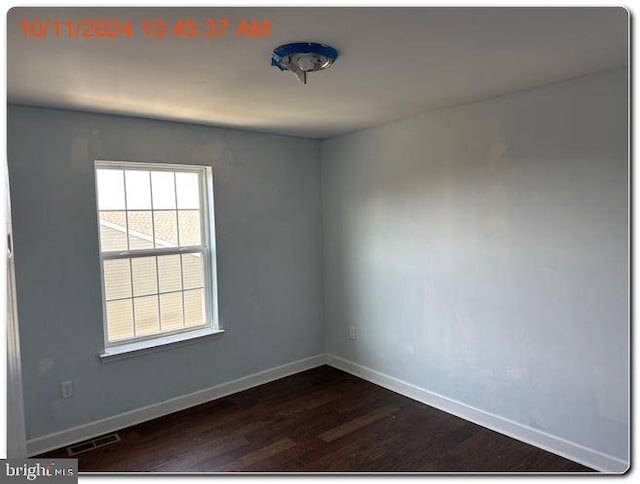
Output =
[
  {"x1": 8, "y1": 67, "x2": 628, "y2": 462},
  {"x1": 7, "y1": 106, "x2": 324, "y2": 439},
  {"x1": 321, "y1": 68, "x2": 628, "y2": 461}
]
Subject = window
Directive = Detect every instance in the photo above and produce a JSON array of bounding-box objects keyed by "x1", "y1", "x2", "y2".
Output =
[{"x1": 95, "y1": 161, "x2": 217, "y2": 348}]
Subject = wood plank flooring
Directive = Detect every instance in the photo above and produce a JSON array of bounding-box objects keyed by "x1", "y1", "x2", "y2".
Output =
[{"x1": 39, "y1": 365, "x2": 593, "y2": 473}]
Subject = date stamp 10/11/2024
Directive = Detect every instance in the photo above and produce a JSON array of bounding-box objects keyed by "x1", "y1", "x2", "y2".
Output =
[{"x1": 18, "y1": 18, "x2": 271, "y2": 39}]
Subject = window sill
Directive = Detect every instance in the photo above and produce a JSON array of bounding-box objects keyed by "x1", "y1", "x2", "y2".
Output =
[{"x1": 99, "y1": 328, "x2": 225, "y2": 362}]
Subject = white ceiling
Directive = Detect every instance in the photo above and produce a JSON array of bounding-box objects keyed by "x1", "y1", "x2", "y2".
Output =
[{"x1": 8, "y1": 7, "x2": 628, "y2": 138}]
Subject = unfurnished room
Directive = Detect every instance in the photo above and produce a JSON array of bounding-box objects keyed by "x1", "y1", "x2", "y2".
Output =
[{"x1": 2, "y1": 3, "x2": 630, "y2": 475}]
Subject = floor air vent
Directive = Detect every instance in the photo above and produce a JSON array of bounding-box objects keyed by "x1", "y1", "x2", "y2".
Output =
[{"x1": 66, "y1": 433, "x2": 121, "y2": 456}]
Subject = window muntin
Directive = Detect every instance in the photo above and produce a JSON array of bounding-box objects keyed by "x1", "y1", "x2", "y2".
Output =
[{"x1": 95, "y1": 161, "x2": 215, "y2": 346}]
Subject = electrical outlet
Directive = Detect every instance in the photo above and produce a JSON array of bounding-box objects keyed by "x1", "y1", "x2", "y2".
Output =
[
  {"x1": 61, "y1": 381, "x2": 73, "y2": 399},
  {"x1": 348, "y1": 326, "x2": 357, "y2": 341}
]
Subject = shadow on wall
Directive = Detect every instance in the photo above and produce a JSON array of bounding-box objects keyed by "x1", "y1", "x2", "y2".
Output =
[
  {"x1": 333, "y1": 113, "x2": 515, "y2": 389},
  {"x1": 322, "y1": 68, "x2": 628, "y2": 464},
  {"x1": 71, "y1": 127, "x2": 242, "y2": 184}
]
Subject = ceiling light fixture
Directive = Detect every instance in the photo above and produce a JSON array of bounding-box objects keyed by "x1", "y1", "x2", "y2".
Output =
[{"x1": 270, "y1": 42, "x2": 339, "y2": 84}]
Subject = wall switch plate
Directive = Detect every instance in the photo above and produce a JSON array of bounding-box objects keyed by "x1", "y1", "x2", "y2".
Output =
[
  {"x1": 61, "y1": 381, "x2": 73, "y2": 399},
  {"x1": 348, "y1": 326, "x2": 357, "y2": 341}
]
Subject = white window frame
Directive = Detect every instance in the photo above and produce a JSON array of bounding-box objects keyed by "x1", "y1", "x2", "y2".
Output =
[{"x1": 95, "y1": 160, "x2": 220, "y2": 355}]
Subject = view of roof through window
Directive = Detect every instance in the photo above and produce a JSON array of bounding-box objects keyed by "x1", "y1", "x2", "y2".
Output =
[
  {"x1": 97, "y1": 169, "x2": 202, "y2": 251},
  {"x1": 96, "y1": 166, "x2": 210, "y2": 343}
]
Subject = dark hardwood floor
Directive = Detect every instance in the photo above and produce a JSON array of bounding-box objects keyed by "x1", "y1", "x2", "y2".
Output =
[{"x1": 39, "y1": 365, "x2": 593, "y2": 473}]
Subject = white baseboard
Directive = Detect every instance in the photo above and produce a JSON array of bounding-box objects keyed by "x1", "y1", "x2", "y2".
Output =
[
  {"x1": 325, "y1": 354, "x2": 628, "y2": 474},
  {"x1": 26, "y1": 354, "x2": 327, "y2": 457},
  {"x1": 27, "y1": 352, "x2": 628, "y2": 473}
]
